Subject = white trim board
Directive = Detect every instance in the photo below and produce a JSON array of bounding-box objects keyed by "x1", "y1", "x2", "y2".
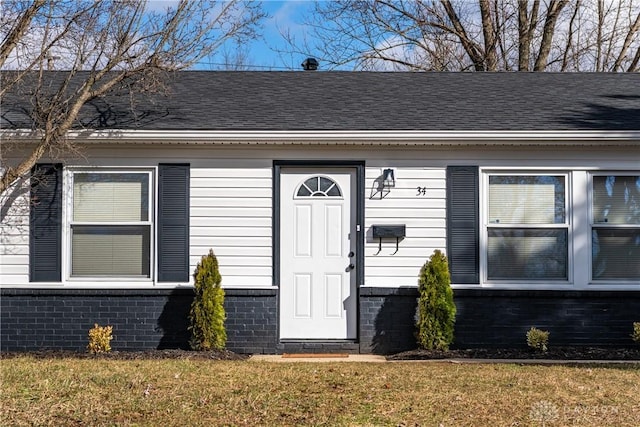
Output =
[{"x1": 3, "y1": 129, "x2": 640, "y2": 145}]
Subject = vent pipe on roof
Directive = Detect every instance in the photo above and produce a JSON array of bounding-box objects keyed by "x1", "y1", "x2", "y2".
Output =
[{"x1": 301, "y1": 57, "x2": 319, "y2": 71}]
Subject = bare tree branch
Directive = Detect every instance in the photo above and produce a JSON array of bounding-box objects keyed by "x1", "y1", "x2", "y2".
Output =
[
  {"x1": 628, "y1": 39, "x2": 640, "y2": 71},
  {"x1": 440, "y1": 0, "x2": 486, "y2": 70},
  {"x1": 0, "y1": 0, "x2": 266, "y2": 194},
  {"x1": 613, "y1": 10, "x2": 640, "y2": 71},
  {"x1": 284, "y1": 0, "x2": 639, "y2": 73},
  {"x1": 0, "y1": 0, "x2": 46, "y2": 68},
  {"x1": 561, "y1": 0, "x2": 581, "y2": 71}
]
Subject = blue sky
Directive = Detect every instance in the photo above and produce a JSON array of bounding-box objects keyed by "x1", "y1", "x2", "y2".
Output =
[{"x1": 202, "y1": 1, "x2": 316, "y2": 70}]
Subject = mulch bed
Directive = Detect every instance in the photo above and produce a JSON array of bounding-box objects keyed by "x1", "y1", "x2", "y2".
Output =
[
  {"x1": 0, "y1": 349, "x2": 248, "y2": 361},
  {"x1": 387, "y1": 347, "x2": 640, "y2": 361}
]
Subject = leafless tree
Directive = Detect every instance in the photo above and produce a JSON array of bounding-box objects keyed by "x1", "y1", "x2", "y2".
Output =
[
  {"x1": 283, "y1": 0, "x2": 639, "y2": 71},
  {"x1": 0, "y1": 0, "x2": 265, "y2": 194},
  {"x1": 212, "y1": 41, "x2": 254, "y2": 70}
]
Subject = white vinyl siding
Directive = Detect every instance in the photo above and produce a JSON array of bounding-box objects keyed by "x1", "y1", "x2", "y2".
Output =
[
  {"x1": 2, "y1": 144, "x2": 638, "y2": 291},
  {"x1": 190, "y1": 167, "x2": 272, "y2": 288},
  {"x1": 364, "y1": 167, "x2": 446, "y2": 287},
  {"x1": 0, "y1": 177, "x2": 30, "y2": 284}
]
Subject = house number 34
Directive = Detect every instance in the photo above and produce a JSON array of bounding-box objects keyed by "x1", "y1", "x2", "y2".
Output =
[{"x1": 416, "y1": 187, "x2": 427, "y2": 196}]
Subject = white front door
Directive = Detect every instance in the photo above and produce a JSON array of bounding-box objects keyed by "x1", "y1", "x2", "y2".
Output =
[{"x1": 280, "y1": 168, "x2": 357, "y2": 339}]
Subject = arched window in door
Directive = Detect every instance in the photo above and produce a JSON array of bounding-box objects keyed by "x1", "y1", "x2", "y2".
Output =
[{"x1": 295, "y1": 176, "x2": 342, "y2": 198}]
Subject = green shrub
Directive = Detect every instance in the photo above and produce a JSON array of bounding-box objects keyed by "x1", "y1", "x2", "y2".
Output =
[
  {"x1": 526, "y1": 327, "x2": 550, "y2": 352},
  {"x1": 87, "y1": 324, "x2": 113, "y2": 354},
  {"x1": 416, "y1": 249, "x2": 456, "y2": 350},
  {"x1": 632, "y1": 322, "x2": 640, "y2": 344},
  {"x1": 189, "y1": 249, "x2": 227, "y2": 350}
]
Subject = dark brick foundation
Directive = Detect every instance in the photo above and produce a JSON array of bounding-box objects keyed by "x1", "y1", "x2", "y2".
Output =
[
  {"x1": 224, "y1": 289, "x2": 278, "y2": 354},
  {"x1": 359, "y1": 287, "x2": 419, "y2": 355},
  {"x1": 454, "y1": 289, "x2": 640, "y2": 348},
  {"x1": 359, "y1": 288, "x2": 640, "y2": 353},
  {"x1": 0, "y1": 288, "x2": 278, "y2": 354},
  {"x1": 2, "y1": 287, "x2": 638, "y2": 354}
]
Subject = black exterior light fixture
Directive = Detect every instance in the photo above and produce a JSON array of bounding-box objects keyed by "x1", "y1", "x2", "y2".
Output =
[
  {"x1": 301, "y1": 57, "x2": 319, "y2": 71},
  {"x1": 382, "y1": 168, "x2": 396, "y2": 189}
]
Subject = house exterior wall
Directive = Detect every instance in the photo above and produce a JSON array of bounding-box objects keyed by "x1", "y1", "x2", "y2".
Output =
[
  {"x1": 189, "y1": 164, "x2": 273, "y2": 287},
  {"x1": 1, "y1": 143, "x2": 639, "y2": 353},
  {"x1": 2, "y1": 145, "x2": 452, "y2": 288},
  {"x1": 364, "y1": 167, "x2": 446, "y2": 287},
  {"x1": 3, "y1": 287, "x2": 637, "y2": 353},
  {"x1": 0, "y1": 288, "x2": 279, "y2": 353}
]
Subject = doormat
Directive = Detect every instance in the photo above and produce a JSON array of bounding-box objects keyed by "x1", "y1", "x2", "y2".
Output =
[{"x1": 282, "y1": 353, "x2": 350, "y2": 359}]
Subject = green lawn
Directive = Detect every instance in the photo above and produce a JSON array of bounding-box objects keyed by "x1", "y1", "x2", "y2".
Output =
[{"x1": 2, "y1": 357, "x2": 639, "y2": 426}]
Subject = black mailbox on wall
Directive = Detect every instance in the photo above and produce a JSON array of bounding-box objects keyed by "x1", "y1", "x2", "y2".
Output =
[
  {"x1": 372, "y1": 225, "x2": 406, "y2": 239},
  {"x1": 372, "y1": 224, "x2": 406, "y2": 254}
]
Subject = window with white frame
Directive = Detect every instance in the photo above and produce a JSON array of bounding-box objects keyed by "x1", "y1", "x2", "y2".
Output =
[
  {"x1": 69, "y1": 171, "x2": 153, "y2": 278},
  {"x1": 485, "y1": 174, "x2": 568, "y2": 281},
  {"x1": 591, "y1": 174, "x2": 640, "y2": 281}
]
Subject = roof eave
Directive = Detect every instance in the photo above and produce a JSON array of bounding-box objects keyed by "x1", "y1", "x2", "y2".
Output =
[{"x1": 2, "y1": 129, "x2": 640, "y2": 145}]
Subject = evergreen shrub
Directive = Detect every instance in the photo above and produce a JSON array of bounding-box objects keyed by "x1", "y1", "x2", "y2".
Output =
[
  {"x1": 189, "y1": 249, "x2": 227, "y2": 350},
  {"x1": 416, "y1": 249, "x2": 456, "y2": 350}
]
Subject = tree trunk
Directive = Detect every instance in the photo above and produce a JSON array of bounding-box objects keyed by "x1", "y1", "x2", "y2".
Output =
[
  {"x1": 518, "y1": 0, "x2": 540, "y2": 71},
  {"x1": 534, "y1": 0, "x2": 569, "y2": 71},
  {"x1": 440, "y1": 0, "x2": 486, "y2": 71},
  {"x1": 479, "y1": 0, "x2": 497, "y2": 71}
]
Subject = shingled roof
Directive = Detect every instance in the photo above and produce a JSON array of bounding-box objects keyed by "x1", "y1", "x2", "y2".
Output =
[{"x1": 2, "y1": 71, "x2": 639, "y2": 131}]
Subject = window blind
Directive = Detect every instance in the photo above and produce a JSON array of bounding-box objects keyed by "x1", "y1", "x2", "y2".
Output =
[
  {"x1": 592, "y1": 175, "x2": 640, "y2": 225},
  {"x1": 71, "y1": 226, "x2": 150, "y2": 276},
  {"x1": 73, "y1": 173, "x2": 148, "y2": 222}
]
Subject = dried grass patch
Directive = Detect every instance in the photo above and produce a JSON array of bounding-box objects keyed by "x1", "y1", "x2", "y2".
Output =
[{"x1": 2, "y1": 357, "x2": 639, "y2": 426}]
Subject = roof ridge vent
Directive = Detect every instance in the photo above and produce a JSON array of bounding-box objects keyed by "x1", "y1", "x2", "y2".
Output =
[{"x1": 301, "y1": 57, "x2": 319, "y2": 71}]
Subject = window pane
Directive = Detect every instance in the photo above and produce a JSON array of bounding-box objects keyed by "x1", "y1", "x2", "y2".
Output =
[
  {"x1": 326, "y1": 185, "x2": 341, "y2": 197},
  {"x1": 303, "y1": 177, "x2": 318, "y2": 192},
  {"x1": 488, "y1": 229, "x2": 568, "y2": 280},
  {"x1": 592, "y1": 175, "x2": 640, "y2": 225},
  {"x1": 592, "y1": 228, "x2": 640, "y2": 280},
  {"x1": 71, "y1": 225, "x2": 150, "y2": 277},
  {"x1": 296, "y1": 186, "x2": 312, "y2": 197},
  {"x1": 73, "y1": 173, "x2": 149, "y2": 222},
  {"x1": 489, "y1": 176, "x2": 565, "y2": 224},
  {"x1": 319, "y1": 177, "x2": 333, "y2": 192}
]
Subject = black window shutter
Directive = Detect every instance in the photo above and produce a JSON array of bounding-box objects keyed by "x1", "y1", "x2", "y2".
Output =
[
  {"x1": 158, "y1": 164, "x2": 190, "y2": 282},
  {"x1": 30, "y1": 163, "x2": 62, "y2": 282},
  {"x1": 446, "y1": 166, "x2": 479, "y2": 284}
]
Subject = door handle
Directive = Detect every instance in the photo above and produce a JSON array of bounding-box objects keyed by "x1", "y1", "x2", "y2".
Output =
[{"x1": 347, "y1": 263, "x2": 355, "y2": 271}]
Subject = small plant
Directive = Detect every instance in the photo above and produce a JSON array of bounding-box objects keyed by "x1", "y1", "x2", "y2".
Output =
[
  {"x1": 632, "y1": 322, "x2": 640, "y2": 344},
  {"x1": 526, "y1": 327, "x2": 550, "y2": 352},
  {"x1": 416, "y1": 249, "x2": 456, "y2": 350},
  {"x1": 87, "y1": 324, "x2": 113, "y2": 354},
  {"x1": 189, "y1": 249, "x2": 227, "y2": 350}
]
